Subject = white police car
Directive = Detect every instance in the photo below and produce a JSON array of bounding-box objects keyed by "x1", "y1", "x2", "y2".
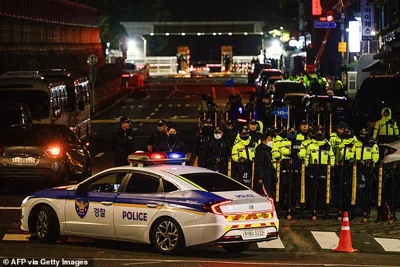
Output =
[{"x1": 20, "y1": 152, "x2": 278, "y2": 254}]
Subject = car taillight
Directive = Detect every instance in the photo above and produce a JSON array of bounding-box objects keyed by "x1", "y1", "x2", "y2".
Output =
[
  {"x1": 268, "y1": 197, "x2": 276, "y2": 212},
  {"x1": 203, "y1": 200, "x2": 232, "y2": 215},
  {"x1": 45, "y1": 146, "x2": 62, "y2": 156}
]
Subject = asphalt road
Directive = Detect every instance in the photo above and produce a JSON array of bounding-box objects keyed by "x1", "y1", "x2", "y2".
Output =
[{"x1": 1, "y1": 76, "x2": 400, "y2": 266}]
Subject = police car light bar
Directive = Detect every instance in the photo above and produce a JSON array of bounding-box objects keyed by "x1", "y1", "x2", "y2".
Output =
[{"x1": 128, "y1": 152, "x2": 187, "y2": 166}]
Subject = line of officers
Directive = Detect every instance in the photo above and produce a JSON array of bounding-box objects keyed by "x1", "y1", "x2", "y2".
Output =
[{"x1": 193, "y1": 116, "x2": 386, "y2": 219}]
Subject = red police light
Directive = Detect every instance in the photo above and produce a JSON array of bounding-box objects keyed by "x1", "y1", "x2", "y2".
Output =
[{"x1": 327, "y1": 15, "x2": 334, "y2": 22}]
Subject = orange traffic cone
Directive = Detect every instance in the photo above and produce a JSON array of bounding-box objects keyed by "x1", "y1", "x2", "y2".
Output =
[{"x1": 332, "y1": 211, "x2": 358, "y2": 252}]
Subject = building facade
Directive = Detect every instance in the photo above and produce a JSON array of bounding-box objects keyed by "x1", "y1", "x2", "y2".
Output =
[{"x1": 0, "y1": 0, "x2": 102, "y2": 73}]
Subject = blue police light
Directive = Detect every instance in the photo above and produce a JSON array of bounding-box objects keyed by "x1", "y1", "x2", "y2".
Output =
[
  {"x1": 238, "y1": 107, "x2": 243, "y2": 114},
  {"x1": 167, "y1": 152, "x2": 185, "y2": 159}
]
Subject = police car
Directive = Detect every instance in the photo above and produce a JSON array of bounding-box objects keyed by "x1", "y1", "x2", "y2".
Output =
[{"x1": 20, "y1": 152, "x2": 278, "y2": 254}]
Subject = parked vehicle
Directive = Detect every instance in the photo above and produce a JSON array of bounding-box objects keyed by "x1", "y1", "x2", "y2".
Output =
[
  {"x1": 0, "y1": 102, "x2": 33, "y2": 132},
  {"x1": 0, "y1": 124, "x2": 91, "y2": 186},
  {"x1": 39, "y1": 69, "x2": 91, "y2": 141},
  {"x1": 190, "y1": 62, "x2": 210, "y2": 77},
  {"x1": 0, "y1": 71, "x2": 68, "y2": 125},
  {"x1": 271, "y1": 81, "x2": 306, "y2": 107},
  {"x1": 254, "y1": 69, "x2": 283, "y2": 91}
]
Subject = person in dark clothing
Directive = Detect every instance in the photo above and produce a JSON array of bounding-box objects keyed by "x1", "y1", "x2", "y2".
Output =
[
  {"x1": 156, "y1": 123, "x2": 187, "y2": 153},
  {"x1": 254, "y1": 133, "x2": 276, "y2": 196},
  {"x1": 199, "y1": 127, "x2": 231, "y2": 174},
  {"x1": 223, "y1": 119, "x2": 238, "y2": 147},
  {"x1": 254, "y1": 94, "x2": 267, "y2": 124},
  {"x1": 147, "y1": 119, "x2": 167, "y2": 152},
  {"x1": 112, "y1": 116, "x2": 135, "y2": 167},
  {"x1": 195, "y1": 119, "x2": 214, "y2": 167}
]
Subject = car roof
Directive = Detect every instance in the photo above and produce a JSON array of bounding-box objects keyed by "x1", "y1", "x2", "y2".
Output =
[{"x1": 109, "y1": 164, "x2": 214, "y2": 175}]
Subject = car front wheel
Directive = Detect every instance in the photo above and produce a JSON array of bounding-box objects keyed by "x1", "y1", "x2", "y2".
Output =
[
  {"x1": 222, "y1": 242, "x2": 252, "y2": 253},
  {"x1": 151, "y1": 218, "x2": 184, "y2": 254},
  {"x1": 35, "y1": 205, "x2": 60, "y2": 243}
]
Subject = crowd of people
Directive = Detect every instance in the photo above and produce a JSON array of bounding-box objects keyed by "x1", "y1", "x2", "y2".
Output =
[{"x1": 111, "y1": 100, "x2": 399, "y2": 219}]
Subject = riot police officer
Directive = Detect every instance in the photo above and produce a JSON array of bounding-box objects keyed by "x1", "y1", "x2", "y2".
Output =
[
  {"x1": 196, "y1": 119, "x2": 214, "y2": 167},
  {"x1": 200, "y1": 127, "x2": 230, "y2": 175},
  {"x1": 112, "y1": 116, "x2": 135, "y2": 167},
  {"x1": 231, "y1": 127, "x2": 256, "y2": 187},
  {"x1": 373, "y1": 107, "x2": 400, "y2": 143}
]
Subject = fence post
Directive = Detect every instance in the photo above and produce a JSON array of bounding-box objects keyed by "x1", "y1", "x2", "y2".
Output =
[
  {"x1": 377, "y1": 162, "x2": 383, "y2": 222},
  {"x1": 251, "y1": 159, "x2": 255, "y2": 190},
  {"x1": 325, "y1": 164, "x2": 331, "y2": 219},
  {"x1": 227, "y1": 157, "x2": 232, "y2": 177},
  {"x1": 300, "y1": 161, "x2": 306, "y2": 219},
  {"x1": 275, "y1": 160, "x2": 281, "y2": 216},
  {"x1": 351, "y1": 162, "x2": 357, "y2": 220}
]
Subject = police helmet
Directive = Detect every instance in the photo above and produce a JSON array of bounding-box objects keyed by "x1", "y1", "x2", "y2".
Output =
[
  {"x1": 308, "y1": 125, "x2": 318, "y2": 137},
  {"x1": 276, "y1": 127, "x2": 287, "y2": 135},
  {"x1": 344, "y1": 128, "x2": 354, "y2": 139},
  {"x1": 360, "y1": 128, "x2": 370, "y2": 138}
]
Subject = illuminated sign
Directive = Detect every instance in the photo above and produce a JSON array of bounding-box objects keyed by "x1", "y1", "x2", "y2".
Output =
[
  {"x1": 361, "y1": 0, "x2": 376, "y2": 40},
  {"x1": 349, "y1": 21, "x2": 361, "y2": 53},
  {"x1": 312, "y1": 0, "x2": 322, "y2": 16}
]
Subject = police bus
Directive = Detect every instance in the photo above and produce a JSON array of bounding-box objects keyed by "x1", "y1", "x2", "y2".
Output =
[
  {"x1": 0, "y1": 71, "x2": 68, "y2": 126},
  {"x1": 39, "y1": 69, "x2": 91, "y2": 140}
]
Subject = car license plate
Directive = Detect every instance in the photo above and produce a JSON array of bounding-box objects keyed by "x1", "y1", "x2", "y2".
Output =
[
  {"x1": 10, "y1": 157, "x2": 36, "y2": 164},
  {"x1": 242, "y1": 229, "x2": 266, "y2": 240}
]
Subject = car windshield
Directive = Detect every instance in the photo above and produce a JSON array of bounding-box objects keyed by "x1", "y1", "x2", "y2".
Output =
[
  {"x1": 0, "y1": 90, "x2": 49, "y2": 119},
  {"x1": 0, "y1": 126, "x2": 58, "y2": 146},
  {"x1": 274, "y1": 82, "x2": 305, "y2": 97},
  {"x1": 0, "y1": 109, "x2": 21, "y2": 131},
  {"x1": 193, "y1": 63, "x2": 207, "y2": 68},
  {"x1": 179, "y1": 172, "x2": 248, "y2": 192}
]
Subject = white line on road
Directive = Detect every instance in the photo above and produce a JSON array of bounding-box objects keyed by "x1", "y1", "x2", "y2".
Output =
[
  {"x1": 158, "y1": 104, "x2": 163, "y2": 107},
  {"x1": 375, "y1": 237, "x2": 400, "y2": 252},
  {"x1": 133, "y1": 128, "x2": 138, "y2": 131},
  {"x1": 168, "y1": 104, "x2": 173, "y2": 107},
  {"x1": 131, "y1": 105, "x2": 134, "y2": 108},
  {"x1": 94, "y1": 152, "x2": 105, "y2": 158},
  {"x1": 154, "y1": 108, "x2": 159, "y2": 111},
  {"x1": 146, "y1": 116, "x2": 151, "y2": 119},
  {"x1": 138, "y1": 123, "x2": 144, "y2": 126},
  {"x1": 311, "y1": 231, "x2": 339, "y2": 249},
  {"x1": 257, "y1": 236, "x2": 285, "y2": 249},
  {"x1": 150, "y1": 112, "x2": 155, "y2": 115},
  {"x1": 122, "y1": 106, "x2": 127, "y2": 108},
  {"x1": 138, "y1": 105, "x2": 143, "y2": 108},
  {"x1": 185, "y1": 104, "x2": 190, "y2": 107},
  {"x1": 0, "y1": 207, "x2": 20, "y2": 210},
  {"x1": 177, "y1": 104, "x2": 181, "y2": 107}
]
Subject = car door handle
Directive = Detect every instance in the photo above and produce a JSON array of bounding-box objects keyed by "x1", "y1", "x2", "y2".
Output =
[
  {"x1": 101, "y1": 201, "x2": 113, "y2": 206},
  {"x1": 146, "y1": 204, "x2": 159, "y2": 208}
]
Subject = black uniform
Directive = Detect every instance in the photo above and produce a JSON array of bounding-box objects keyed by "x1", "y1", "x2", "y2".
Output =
[
  {"x1": 112, "y1": 127, "x2": 135, "y2": 166},
  {"x1": 200, "y1": 138, "x2": 230, "y2": 174},
  {"x1": 156, "y1": 135, "x2": 187, "y2": 153},
  {"x1": 147, "y1": 131, "x2": 167, "y2": 151},
  {"x1": 254, "y1": 142, "x2": 276, "y2": 196}
]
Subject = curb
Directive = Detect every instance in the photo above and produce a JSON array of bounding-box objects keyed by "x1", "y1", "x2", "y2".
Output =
[{"x1": 91, "y1": 89, "x2": 135, "y2": 120}]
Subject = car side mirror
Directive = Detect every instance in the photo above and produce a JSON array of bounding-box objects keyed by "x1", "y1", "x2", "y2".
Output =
[
  {"x1": 76, "y1": 183, "x2": 87, "y2": 197},
  {"x1": 53, "y1": 108, "x2": 62, "y2": 119},
  {"x1": 78, "y1": 101, "x2": 85, "y2": 111}
]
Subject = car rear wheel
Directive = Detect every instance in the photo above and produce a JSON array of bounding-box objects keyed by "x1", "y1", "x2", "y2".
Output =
[
  {"x1": 151, "y1": 218, "x2": 184, "y2": 254},
  {"x1": 222, "y1": 242, "x2": 251, "y2": 253},
  {"x1": 35, "y1": 205, "x2": 60, "y2": 243}
]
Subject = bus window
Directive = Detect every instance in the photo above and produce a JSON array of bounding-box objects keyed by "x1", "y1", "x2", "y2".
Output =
[{"x1": 0, "y1": 90, "x2": 50, "y2": 119}]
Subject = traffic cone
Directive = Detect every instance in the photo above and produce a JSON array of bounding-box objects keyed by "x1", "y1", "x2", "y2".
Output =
[{"x1": 332, "y1": 211, "x2": 358, "y2": 252}]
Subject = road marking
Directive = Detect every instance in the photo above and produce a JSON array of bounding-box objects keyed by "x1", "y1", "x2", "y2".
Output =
[
  {"x1": 177, "y1": 104, "x2": 181, "y2": 107},
  {"x1": 168, "y1": 104, "x2": 173, "y2": 107},
  {"x1": 131, "y1": 105, "x2": 134, "y2": 108},
  {"x1": 0, "y1": 207, "x2": 20, "y2": 210},
  {"x1": 311, "y1": 231, "x2": 339, "y2": 249},
  {"x1": 375, "y1": 237, "x2": 400, "y2": 252},
  {"x1": 146, "y1": 116, "x2": 151, "y2": 119},
  {"x1": 150, "y1": 112, "x2": 155, "y2": 115},
  {"x1": 185, "y1": 104, "x2": 190, "y2": 107},
  {"x1": 95, "y1": 152, "x2": 105, "y2": 158},
  {"x1": 138, "y1": 123, "x2": 144, "y2": 126},
  {"x1": 122, "y1": 106, "x2": 127, "y2": 109},
  {"x1": 212, "y1": 86, "x2": 217, "y2": 99},
  {"x1": 158, "y1": 104, "x2": 163, "y2": 107},
  {"x1": 154, "y1": 108, "x2": 159, "y2": 111},
  {"x1": 138, "y1": 105, "x2": 143, "y2": 108},
  {"x1": 257, "y1": 236, "x2": 285, "y2": 249},
  {"x1": 2, "y1": 234, "x2": 30, "y2": 241},
  {"x1": 133, "y1": 128, "x2": 138, "y2": 131}
]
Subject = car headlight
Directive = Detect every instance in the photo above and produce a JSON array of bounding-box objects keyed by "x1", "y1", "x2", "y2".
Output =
[{"x1": 21, "y1": 196, "x2": 33, "y2": 205}]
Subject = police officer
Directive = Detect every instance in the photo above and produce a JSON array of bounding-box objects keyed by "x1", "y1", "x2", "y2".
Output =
[
  {"x1": 156, "y1": 123, "x2": 187, "y2": 153},
  {"x1": 231, "y1": 127, "x2": 256, "y2": 187},
  {"x1": 272, "y1": 127, "x2": 292, "y2": 212},
  {"x1": 112, "y1": 116, "x2": 135, "y2": 167},
  {"x1": 255, "y1": 132, "x2": 276, "y2": 196},
  {"x1": 248, "y1": 119, "x2": 263, "y2": 146},
  {"x1": 200, "y1": 127, "x2": 230, "y2": 175},
  {"x1": 223, "y1": 120, "x2": 238, "y2": 147},
  {"x1": 352, "y1": 128, "x2": 379, "y2": 218},
  {"x1": 330, "y1": 122, "x2": 348, "y2": 164},
  {"x1": 147, "y1": 119, "x2": 167, "y2": 152},
  {"x1": 225, "y1": 95, "x2": 236, "y2": 120},
  {"x1": 305, "y1": 127, "x2": 335, "y2": 218},
  {"x1": 373, "y1": 107, "x2": 399, "y2": 143},
  {"x1": 245, "y1": 94, "x2": 256, "y2": 121},
  {"x1": 254, "y1": 93, "x2": 267, "y2": 124},
  {"x1": 196, "y1": 119, "x2": 214, "y2": 167}
]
